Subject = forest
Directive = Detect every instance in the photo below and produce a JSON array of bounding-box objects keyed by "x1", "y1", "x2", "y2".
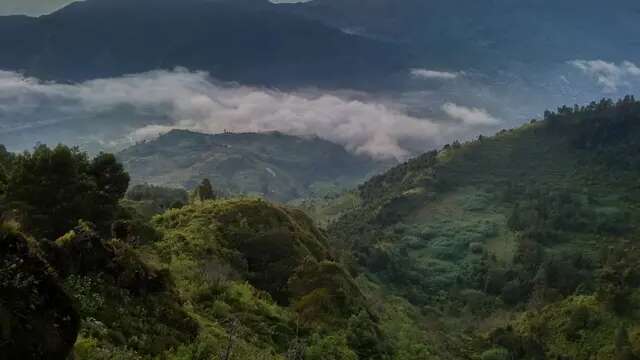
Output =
[{"x1": 2, "y1": 97, "x2": 640, "y2": 359}]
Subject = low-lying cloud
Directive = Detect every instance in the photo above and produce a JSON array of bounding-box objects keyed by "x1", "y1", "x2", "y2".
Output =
[
  {"x1": 442, "y1": 103, "x2": 501, "y2": 126},
  {"x1": 569, "y1": 60, "x2": 640, "y2": 93},
  {"x1": 410, "y1": 68, "x2": 463, "y2": 80},
  {"x1": 0, "y1": 69, "x2": 501, "y2": 160}
]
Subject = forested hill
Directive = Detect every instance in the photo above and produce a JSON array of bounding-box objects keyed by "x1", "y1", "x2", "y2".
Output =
[
  {"x1": 328, "y1": 96, "x2": 640, "y2": 358},
  {"x1": 0, "y1": 144, "x2": 388, "y2": 359},
  {"x1": 117, "y1": 129, "x2": 387, "y2": 202},
  {"x1": 2, "y1": 97, "x2": 640, "y2": 359}
]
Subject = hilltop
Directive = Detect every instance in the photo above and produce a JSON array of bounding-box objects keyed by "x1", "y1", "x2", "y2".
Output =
[{"x1": 117, "y1": 130, "x2": 387, "y2": 202}]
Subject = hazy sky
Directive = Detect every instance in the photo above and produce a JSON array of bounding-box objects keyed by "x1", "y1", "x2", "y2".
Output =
[{"x1": 0, "y1": 0, "x2": 78, "y2": 16}]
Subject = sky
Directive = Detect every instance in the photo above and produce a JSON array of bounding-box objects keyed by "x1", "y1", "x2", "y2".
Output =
[{"x1": 0, "y1": 0, "x2": 77, "y2": 16}]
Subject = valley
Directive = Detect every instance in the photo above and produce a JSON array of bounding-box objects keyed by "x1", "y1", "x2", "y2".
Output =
[
  {"x1": 117, "y1": 129, "x2": 387, "y2": 202},
  {"x1": 1, "y1": 0, "x2": 639, "y2": 358},
  {"x1": 2, "y1": 97, "x2": 640, "y2": 359}
]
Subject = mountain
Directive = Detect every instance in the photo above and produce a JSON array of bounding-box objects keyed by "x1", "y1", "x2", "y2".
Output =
[
  {"x1": 5, "y1": 0, "x2": 639, "y2": 87},
  {"x1": 3, "y1": 97, "x2": 640, "y2": 359},
  {"x1": 1, "y1": 198, "x2": 385, "y2": 358},
  {"x1": 0, "y1": 140, "x2": 388, "y2": 357},
  {"x1": 0, "y1": 0, "x2": 408, "y2": 89},
  {"x1": 279, "y1": 0, "x2": 640, "y2": 70},
  {"x1": 117, "y1": 130, "x2": 387, "y2": 202},
  {"x1": 326, "y1": 96, "x2": 640, "y2": 358}
]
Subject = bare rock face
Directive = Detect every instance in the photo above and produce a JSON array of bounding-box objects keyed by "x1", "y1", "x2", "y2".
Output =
[{"x1": 0, "y1": 227, "x2": 80, "y2": 360}]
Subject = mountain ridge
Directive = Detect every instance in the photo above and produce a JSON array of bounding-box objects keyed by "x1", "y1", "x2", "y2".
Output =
[
  {"x1": 0, "y1": 0, "x2": 409, "y2": 89},
  {"x1": 325, "y1": 96, "x2": 640, "y2": 358},
  {"x1": 117, "y1": 129, "x2": 389, "y2": 202},
  {"x1": 2, "y1": 97, "x2": 640, "y2": 359}
]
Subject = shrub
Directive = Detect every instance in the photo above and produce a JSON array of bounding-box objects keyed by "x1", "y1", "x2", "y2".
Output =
[
  {"x1": 306, "y1": 333, "x2": 358, "y2": 360},
  {"x1": 480, "y1": 348, "x2": 510, "y2": 360},
  {"x1": 564, "y1": 305, "x2": 597, "y2": 341}
]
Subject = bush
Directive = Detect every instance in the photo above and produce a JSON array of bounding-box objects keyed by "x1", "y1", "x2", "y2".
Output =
[
  {"x1": 564, "y1": 305, "x2": 597, "y2": 341},
  {"x1": 73, "y1": 336, "x2": 143, "y2": 360},
  {"x1": 480, "y1": 348, "x2": 510, "y2": 360},
  {"x1": 305, "y1": 333, "x2": 358, "y2": 360},
  {"x1": 347, "y1": 311, "x2": 391, "y2": 360}
]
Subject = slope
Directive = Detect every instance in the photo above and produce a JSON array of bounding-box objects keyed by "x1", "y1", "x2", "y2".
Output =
[
  {"x1": 117, "y1": 129, "x2": 386, "y2": 202},
  {"x1": 329, "y1": 96, "x2": 640, "y2": 358},
  {"x1": 0, "y1": 0, "x2": 408, "y2": 89},
  {"x1": 279, "y1": 0, "x2": 640, "y2": 70}
]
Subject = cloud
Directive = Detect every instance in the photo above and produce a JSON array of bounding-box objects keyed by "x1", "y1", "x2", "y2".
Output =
[
  {"x1": 0, "y1": 0, "x2": 77, "y2": 16},
  {"x1": 442, "y1": 103, "x2": 501, "y2": 126},
  {"x1": 0, "y1": 69, "x2": 501, "y2": 160},
  {"x1": 569, "y1": 60, "x2": 640, "y2": 93},
  {"x1": 410, "y1": 68, "x2": 463, "y2": 80}
]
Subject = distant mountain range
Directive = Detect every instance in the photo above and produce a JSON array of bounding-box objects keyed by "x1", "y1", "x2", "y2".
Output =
[
  {"x1": 1, "y1": 0, "x2": 637, "y2": 138},
  {"x1": 2, "y1": 0, "x2": 638, "y2": 90},
  {"x1": 281, "y1": 0, "x2": 640, "y2": 70},
  {"x1": 0, "y1": 0, "x2": 408, "y2": 89},
  {"x1": 117, "y1": 129, "x2": 389, "y2": 202}
]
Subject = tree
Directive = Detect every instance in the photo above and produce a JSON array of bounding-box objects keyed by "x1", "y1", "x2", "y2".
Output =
[
  {"x1": 5, "y1": 145, "x2": 129, "y2": 239},
  {"x1": 88, "y1": 153, "x2": 130, "y2": 228},
  {"x1": 615, "y1": 326, "x2": 637, "y2": 360},
  {"x1": 597, "y1": 244, "x2": 640, "y2": 315},
  {"x1": 197, "y1": 178, "x2": 216, "y2": 201},
  {"x1": 0, "y1": 163, "x2": 7, "y2": 202},
  {"x1": 0, "y1": 146, "x2": 14, "y2": 217},
  {"x1": 347, "y1": 311, "x2": 391, "y2": 360},
  {"x1": 305, "y1": 333, "x2": 357, "y2": 360}
]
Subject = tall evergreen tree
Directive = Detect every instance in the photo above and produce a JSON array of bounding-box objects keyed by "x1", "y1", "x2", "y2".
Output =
[{"x1": 197, "y1": 178, "x2": 216, "y2": 201}]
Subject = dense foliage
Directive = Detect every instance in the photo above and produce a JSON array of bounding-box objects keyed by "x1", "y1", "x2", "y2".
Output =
[
  {"x1": 0, "y1": 146, "x2": 390, "y2": 359},
  {"x1": 3, "y1": 145, "x2": 129, "y2": 238},
  {"x1": 327, "y1": 96, "x2": 640, "y2": 358},
  {"x1": 2, "y1": 97, "x2": 640, "y2": 359},
  {"x1": 0, "y1": 224, "x2": 79, "y2": 359},
  {"x1": 117, "y1": 129, "x2": 385, "y2": 202}
]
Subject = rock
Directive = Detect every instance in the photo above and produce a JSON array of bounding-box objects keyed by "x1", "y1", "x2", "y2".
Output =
[{"x1": 0, "y1": 226, "x2": 80, "y2": 360}]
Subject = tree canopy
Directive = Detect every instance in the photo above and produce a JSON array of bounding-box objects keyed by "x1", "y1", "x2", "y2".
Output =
[{"x1": 3, "y1": 145, "x2": 129, "y2": 238}]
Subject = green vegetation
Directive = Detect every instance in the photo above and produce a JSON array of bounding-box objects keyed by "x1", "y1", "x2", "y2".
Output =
[
  {"x1": 117, "y1": 130, "x2": 386, "y2": 203},
  {"x1": 0, "y1": 224, "x2": 79, "y2": 359},
  {"x1": 2, "y1": 97, "x2": 640, "y2": 359},
  {"x1": 327, "y1": 96, "x2": 640, "y2": 358},
  {"x1": 0, "y1": 146, "x2": 389, "y2": 358},
  {"x1": 4, "y1": 145, "x2": 129, "y2": 238},
  {"x1": 124, "y1": 183, "x2": 189, "y2": 218}
]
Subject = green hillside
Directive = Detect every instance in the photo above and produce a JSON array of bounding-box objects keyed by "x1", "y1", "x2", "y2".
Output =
[
  {"x1": 328, "y1": 96, "x2": 640, "y2": 358},
  {"x1": 2, "y1": 97, "x2": 640, "y2": 359},
  {"x1": 118, "y1": 130, "x2": 386, "y2": 202}
]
